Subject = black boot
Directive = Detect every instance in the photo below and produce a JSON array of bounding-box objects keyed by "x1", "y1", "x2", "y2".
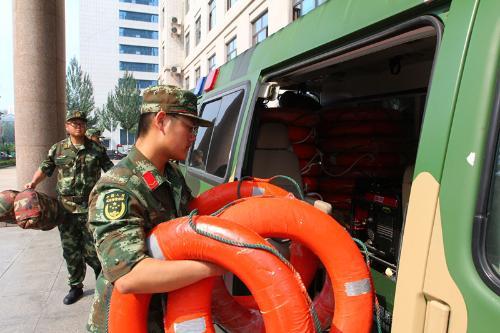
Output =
[{"x1": 63, "y1": 286, "x2": 83, "y2": 305}]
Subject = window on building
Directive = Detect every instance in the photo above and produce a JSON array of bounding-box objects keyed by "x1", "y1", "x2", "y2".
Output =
[
  {"x1": 160, "y1": 46, "x2": 164, "y2": 67},
  {"x1": 227, "y1": 0, "x2": 238, "y2": 10},
  {"x1": 120, "y1": 129, "x2": 136, "y2": 145},
  {"x1": 120, "y1": 0, "x2": 158, "y2": 6},
  {"x1": 188, "y1": 90, "x2": 244, "y2": 177},
  {"x1": 226, "y1": 37, "x2": 237, "y2": 61},
  {"x1": 119, "y1": 27, "x2": 158, "y2": 39},
  {"x1": 208, "y1": 54, "x2": 216, "y2": 71},
  {"x1": 185, "y1": 32, "x2": 190, "y2": 56},
  {"x1": 185, "y1": 0, "x2": 190, "y2": 13},
  {"x1": 252, "y1": 11, "x2": 268, "y2": 45},
  {"x1": 119, "y1": 44, "x2": 158, "y2": 56},
  {"x1": 293, "y1": 0, "x2": 327, "y2": 20},
  {"x1": 119, "y1": 61, "x2": 159, "y2": 73},
  {"x1": 119, "y1": 10, "x2": 158, "y2": 23},
  {"x1": 195, "y1": 17, "x2": 201, "y2": 46},
  {"x1": 195, "y1": 67, "x2": 201, "y2": 83},
  {"x1": 136, "y1": 79, "x2": 158, "y2": 89},
  {"x1": 185, "y1": 76, "x2": 190, "y2": 89},
  {"x1": 208, "y1": 0, "x2": 216, "y2": 31}
]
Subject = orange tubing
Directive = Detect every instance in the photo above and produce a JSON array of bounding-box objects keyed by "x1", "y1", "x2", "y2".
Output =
[
  {"x1": 108, "y1": 215, "x2": 317, "y2": 333},
  {"x1": 188, "y1": 177, "x2": 289, "y2": 215}
]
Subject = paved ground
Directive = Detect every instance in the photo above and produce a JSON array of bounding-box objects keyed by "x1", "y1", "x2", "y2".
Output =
[
  {"x1": 0, "y1": 165, "x2": 226, "y2": 333},
  {"x1": 0, "y1": 166, "x2": 95, "y2": 333}
]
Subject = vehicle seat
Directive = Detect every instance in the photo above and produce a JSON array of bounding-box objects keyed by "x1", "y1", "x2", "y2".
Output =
[
  {"x1": 252, "y1": 122, "x2": 332, "y2": 215},
  {"x1": 252, "y1": 123, "x2": 303, "y2": 196}
]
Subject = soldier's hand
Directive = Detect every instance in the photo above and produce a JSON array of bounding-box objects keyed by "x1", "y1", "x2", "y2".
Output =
[
  {"x1": 24, "y1": 182, "x2": 36, "y2": 190},
  {"x1": 206, "y1": 262, "x2": 226, "y2": 276}
]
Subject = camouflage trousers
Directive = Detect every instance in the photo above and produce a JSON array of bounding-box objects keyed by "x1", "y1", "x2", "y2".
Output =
[{"x1": 58, "y1": 213, "x2": 101, "y2": 287}]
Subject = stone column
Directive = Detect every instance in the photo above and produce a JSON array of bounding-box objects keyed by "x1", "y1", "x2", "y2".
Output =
[{"x1": 13, "y1": 0, "x2": 66, "y2": 196}]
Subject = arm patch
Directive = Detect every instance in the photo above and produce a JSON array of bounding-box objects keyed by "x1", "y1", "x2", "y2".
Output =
[{"x1": 103, "y1": 191, "x2": 129, "y2": 220}]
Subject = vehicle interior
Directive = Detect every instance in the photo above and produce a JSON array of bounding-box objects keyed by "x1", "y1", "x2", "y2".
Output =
[{"x1": 243, "y1": 25, "x2": 438, "y2": 290}]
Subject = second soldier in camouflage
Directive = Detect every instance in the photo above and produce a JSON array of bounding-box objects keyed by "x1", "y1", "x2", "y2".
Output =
[{"x1": 25, "y1": 110, "x2": 114, "y2": 305}]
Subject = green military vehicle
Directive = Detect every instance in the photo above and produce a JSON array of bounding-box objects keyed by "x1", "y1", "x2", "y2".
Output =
[{"x1": 180, "y1": 0, "x2": 499, "y2": 331}]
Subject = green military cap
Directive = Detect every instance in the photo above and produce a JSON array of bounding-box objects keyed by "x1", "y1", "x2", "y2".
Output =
[
  {"x1": 66, "y1": 110, "x2": 87, "y2": 122},
  {"x1": 141, "y1": 85, "x2": 213, "y2": 127},
  {"x1": 86, "y1": 128, "x2": 103, "y2": 138}
]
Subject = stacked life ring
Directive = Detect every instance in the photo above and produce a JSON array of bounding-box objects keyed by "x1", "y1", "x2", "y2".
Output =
[
  {"x1": 107, "y1": 215, "x2": 318, "y2": 333},
  {"x1": 106, "y1": 178, "x2": 373, "y2": 332}
]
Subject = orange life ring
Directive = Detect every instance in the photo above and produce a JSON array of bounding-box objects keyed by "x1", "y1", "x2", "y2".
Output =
[
  {"x1": 260, "y1": 107, "x2": 320, "y2": 127},
  {"x1": 108, "y1": 215, "x2": 317, "y2": 333},
  {"x1": 321, "y1": 107, "x2": 403, "y2": 122},
  {"x1": 318, "y1": 137, "x2": 410, "y2": 153},
  {"x1": 322, "y1": 121, "x2": 404, "y2": 137},
  {"x1": 211, "y1": 196, "x2": 373, "y2": 332},
  {"x1": 188, "y1": 177, "x2": 289, "y2": 215},
  {"x1": 292, "y1": 143, "x2": 317, "y2": 159},
  {"x1": 288, "y1": 126, "x2": 316, "y2": 144}
]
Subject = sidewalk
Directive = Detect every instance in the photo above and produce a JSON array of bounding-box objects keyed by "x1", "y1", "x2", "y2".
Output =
[{"x1": 0, "y1": 166, "x2": 95, "y2": 333}]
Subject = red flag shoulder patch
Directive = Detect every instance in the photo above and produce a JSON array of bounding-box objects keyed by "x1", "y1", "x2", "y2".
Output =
[{"x1": 143, "y1": 171, "x2": 159, "y2": 190}]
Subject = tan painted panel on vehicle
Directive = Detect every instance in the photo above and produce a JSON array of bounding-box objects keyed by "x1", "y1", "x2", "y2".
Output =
[
  {"x1": 423, "y1": 202, "x2": 467, "y2": 332},
  {"x1": 392, "y1": 172, "x2": 439, "y2": 333}
]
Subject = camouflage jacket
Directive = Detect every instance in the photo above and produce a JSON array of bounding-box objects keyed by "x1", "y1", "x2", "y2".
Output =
[
  {"x1": 39, "y1": 137, "x2": 114, "y2": 214},
  {"x1": 87, "y1": 146, "x2": 193, "y2": 333}
]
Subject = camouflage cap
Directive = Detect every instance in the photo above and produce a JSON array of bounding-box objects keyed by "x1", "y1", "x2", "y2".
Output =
[
  {"x1": 141, "y1": 85, "x2": 213, "y2": 127},
  {"x1": 66, "y1": 110, "x2": 87, "y2": 122},
  {"x1": 86, "y1": 128, "x2": 103, "y2": 138}
]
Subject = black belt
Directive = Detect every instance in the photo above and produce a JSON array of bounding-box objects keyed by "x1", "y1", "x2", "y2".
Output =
[{"x1": 60, "y1": 195, "x2": 88, "y2": 204}]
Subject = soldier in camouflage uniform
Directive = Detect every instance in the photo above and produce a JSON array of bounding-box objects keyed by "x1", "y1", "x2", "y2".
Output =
[
  {"x1": 87, "y1": 85, "x2": 223, "y2": 333},
  {"x1": 25, "y1": 110, "x2": 114, "y2": 305},
  {"x1": 86, "y1": 128, "x2": 105, "y2": 145}
]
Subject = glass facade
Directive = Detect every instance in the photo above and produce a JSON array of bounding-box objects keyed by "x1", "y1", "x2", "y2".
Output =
[
  {"x1": 252, "y1": 11, "x2": 268, "y2": 45},
  {"x1": 293, "y1": 0, "x2": 327, "y2": 19},
  {"x1": 208, "y1": 54, "x2": 216, "y2": 71},
  {"x1": 227, "y1": 0, "x2": 238, "y2": 10},
  {"x1": 119, "y1": 61, "x2": 158, "y2": 72},
  {"x1": 226, "y1": 37, "x2": 237, "y2": 61},
  {"x1": 185, "y1": 32, "x2": 190, "y2": 56},
  {"x1": 119, "y1": 10, "x2": 158, "y2": 23},
  {"x1": 120, "y1": 27, "x2": 158, "y2": 39},
  {"x1": 120, "y1": 0, "x2": 158, "y2": 6},
  {"x1": 136, "y1": 79, "x2": 158, "y2": 89},
  {"x1": 119, "y1": 44, "x2": 158, "y2": 56},
  {"x1": 195, "y1": 16, "x2": 201, "y2": 45},
  {"x1": 208, "y1": 0, "x2": 216, "y2": 31}
]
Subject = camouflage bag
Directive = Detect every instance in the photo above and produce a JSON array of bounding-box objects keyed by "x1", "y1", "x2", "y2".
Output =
[
  {"x1": 0, "y1": 190, "x2": 19, "y2": 223},
  {"x1": 14, "y1": 190, "x2": 62, "y2": 230}
]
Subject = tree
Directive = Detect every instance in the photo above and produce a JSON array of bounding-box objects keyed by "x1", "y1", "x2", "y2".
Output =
[
  {"x1": 108, "y1": 72, "x2": 142, "y2": 145},
  {"x1": 95, "y1": 94, "x2": 119, "y2": 133},
  {"x1": 66, "y1": 57, "x2": 98, "y2": 126}
]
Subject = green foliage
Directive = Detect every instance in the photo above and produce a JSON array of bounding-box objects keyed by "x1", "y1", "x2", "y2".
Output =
[
  {"x1": 0, "y1": 122, "x2": 14, "y2": 143},
  {"x1": 107, "y1": 72, "x2": 142, "y2": 144},
  {"x1": 0, "y1": 142, "x2": 15, "y2": 153},
  {"x1": 95, "y1": 95, "x2": 119, "y2": 133},
  {"x1": 0, "y1": 159, "x2": 15, "y2": 168},
  {"x1": 66, "y1": 57, "x2": 97, "y2": 126}
]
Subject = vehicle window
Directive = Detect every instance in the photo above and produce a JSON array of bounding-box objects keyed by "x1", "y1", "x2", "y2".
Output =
[
  {"x1": 205, "y1": 90, "x2": 244, "y2": 177},
  {"x1": 190, "y1": 99, "x2": 221, "y2": 171},
  {"x1": 189, "y1": 89, "x2": 244, "y2": 178},
  {"x1": 485, "y1": 126, "x2": 500, "y2": 276}
]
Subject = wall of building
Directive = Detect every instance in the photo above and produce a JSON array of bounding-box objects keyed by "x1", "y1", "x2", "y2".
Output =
[
  {"x1": 80, "y1": 0, "x2": 159, "y2": 150},
  {"x1": 158, "y1": 0, "x2": 294, "y2": 89}
]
